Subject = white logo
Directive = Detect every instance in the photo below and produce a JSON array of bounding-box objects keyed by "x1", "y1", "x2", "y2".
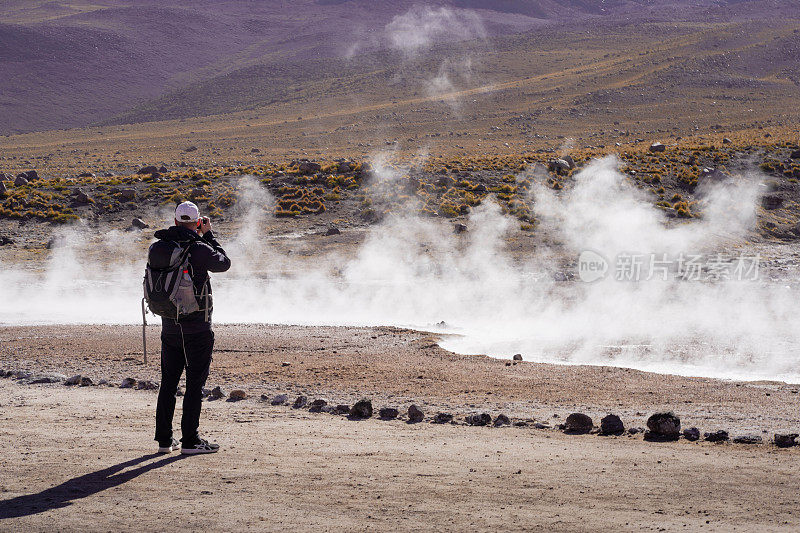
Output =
[{"x1": 578, "y1": 250, "x2": 608, "y2": 282}]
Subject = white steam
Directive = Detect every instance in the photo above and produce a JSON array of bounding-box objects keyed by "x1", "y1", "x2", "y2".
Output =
[
  {"x1": 1, "y1": 160, "x2": 799, "y2": 382},
  {"x1": 385, "y1": 6, "x2": 487, "y2": 55}
]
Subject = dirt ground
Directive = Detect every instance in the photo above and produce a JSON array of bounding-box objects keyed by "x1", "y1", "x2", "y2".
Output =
[{"x1": 0, "y1": 378, "x2": 798, "y2": 532}]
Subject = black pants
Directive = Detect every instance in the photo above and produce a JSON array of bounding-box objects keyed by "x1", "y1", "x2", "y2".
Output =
[{"x1": 154, "y1": 329, "x2": 214, "y2": 445}]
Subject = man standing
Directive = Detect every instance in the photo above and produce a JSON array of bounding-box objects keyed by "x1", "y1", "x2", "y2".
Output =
[{"x1": 150, "y1": 201, "x2": 231, "y2": 455}]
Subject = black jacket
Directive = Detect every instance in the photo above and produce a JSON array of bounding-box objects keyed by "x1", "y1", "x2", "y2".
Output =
[{"x1": 153, "y1": 225, "x2": 231, "y2": 334}]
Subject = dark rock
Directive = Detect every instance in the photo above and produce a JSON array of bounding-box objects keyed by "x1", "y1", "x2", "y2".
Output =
[
  {"x1": 473, "y1": 183, "x2": 487, "y2": 193},
  {"x1": 774, "y1": 433, "x2": 798, "y2": 448},
  {"x1": 649, "y1": 142, "x2": 666, "y2": 153},
  {"x1": 309, "y1": 398, "x2": 328, "y2": 412},
  {"x1": 228, "y1": 389, "x2": 247, "y2": 401},
  {"x1": 325, "y1": 225, "x2": 341, "y2": 236},
  {"x1": 562, "y1": 155, "x2": 575, "y2": 169},
  {"x1": 564, "y1": 413, "x2": 593, "y2": 434},
  {"x1": 548, "y1": 158, "x2": 572, "y2": 173},
  {"x1": 271, "y1": 394, "x2": 289, "y2": 406},
  {"x1": 184, "y1": 146, "x2": 198, "y2": 153},
  {"x1": 454, "y1": 223, "x2": 467, "y2": 234},
  {"x1": 732, "y1": 435, "x2": 762, "y2": 444},
  {"x1": 379, "y1": 407, "x2": 399, "y2": 420},
  {"x1": 761, "y1": 195, "x2": 784, "y2": 210},
  {"x1": 119, "y1": 377, "x2": 137, "y2": 389},
  {"x1": 137, "y1": 165, "x2": 159, "y2": 175},
  {"x1": 407, "y1": 404, "x2": 424, "y2": 423},
  {"x1": 14, "y1": 176, "x2": 28, "y2": 187},
  {"x1": 79, "y1": 377, "x2": 93, "y2": 387},
  {"x1": 77, "y1": 172, "x2": 95, "y2": 178},
  {"x1": 334, "y1": 404, "x2": 351, "y2": 415},
  {"x1": 599, "y1": 414, "x2": 624, "y2": 436},
  {"x1": 119, "y1": 189, "x2": 136, "y2": 201},
  {"x1": 433, "y1": 412, "x2": 453, "y2": 424},
  {"x1": 683, "y1": 427, "x2": 700, "y2": 441},
  {"x1": 298, "y1": 161, "x2": 321, "y2": 175},
  {"x1": 351, "y1": 398, "x2": 373, "y2": 419},
  {"x1": 722, "y1": 137, "x2": 732, "y2": 144},
  {"x1": 435, "y1": 175, "x2": 453, "y2": 188},
  {"x1": 251, "y1": 148, "x2": 260, "y2": 153},
  {"x1": 175, "y1": 388, "x2": 183, "y2": 397},
  {"x1": 292, "y1": 395, "x2": 308, "y2": 408},
  {"x1": 704, "y1": 430, "x2": 729, "y2": 442},
  {"x1": 64, "y1": 374, "x2": 82, "y2": 386},
  {"x1": 0, "y1": 236, "x2": 14, "y2": 246},
  {"x1": 466, "y1": 413, "x2": 492, "y2": 426},
  {"x1": 19, "y1": 170, "x2": 39, "y2": 181},
  {"x1": 0, "y1": 181, "x2": 6, "y2": 194},
  {"x1": 131, "y1": 218, "x2": 148, "y2": 229},
  {"x1": 645, "y1": 412, "x2": 681, "y2": 440},
  {"x1": 136, "y1": 380, "x2": 158, "y2": 390},
  {"x1": 337, "y1": 161, "x2": 352, "y2": 173},
  {"x1": 790, "y1": 149, "x2": 800, "y2": 160},
  {"x1": 208, "y1": 386, "x2": 226, "y2": 400},
  {"x1": 533, "y1": 422, "x2": 550, "y2": 429},
  {"x1": 74, "y1": 189, "x2": 92, "y2": 204},
  {"x1": 493, "y1": 414, "x2": 511, "y2": 427},
  {"x1": 158, "y1": 166, "x2": 168, "y2": 173},
  {"x1": 512, "y1": 353, "x2": 523, "y2": 361}
]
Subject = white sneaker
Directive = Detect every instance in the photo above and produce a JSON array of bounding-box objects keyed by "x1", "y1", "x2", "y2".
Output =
[
  {"x1": 158, "y1": 437, "x2": 180, "y2": 453},
  {"x1": 181, "y1": 438, "x2": 220, "y2": 455}
]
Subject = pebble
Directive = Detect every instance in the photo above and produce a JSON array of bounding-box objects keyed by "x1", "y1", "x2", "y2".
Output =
[
  {"x1": 512, "y1": 353, "x2": 523, "y2": 361},
  {"x1": 732, "y1": 435, "x2": 762, "y2": 445},
  {"x1": 407, "y1": 404, "x2": 424, "y2": 423},
  {"x1": 466, "y1": 413, "x2": 492, "y2": 426},
  {"x1": 683, "y1": 427, "x2": 701, "y2": 441},
  {"x1": 334, "y1": 404, "x2": 351, "y2": 415},
  {"x1": 271, "y1": 394, "x2": 289, "y2": 406},
  {"x1": 120, "y1": 377, "x2": 137, "y2": 389},
  {"x1": 228, "y1": 389, "x2": 247, "y2": 402},
  {"x1": 136, "y1": 380, "x2": 158, "y2": 390},
  {"x1": 79, "y1": 377, "x2": 93, "y2": 387},
  {"x1": 208, "y1": 386, "x2": 226, "y2": 400},
  {"x1": 704, "y1": 430, "x2": 729, "y2": 443},
  {"x1": 564, "y1": 413, "x2": 593, "y2": 434},
  {"x1": 292, "y1": 395, "x2": 308, "y2": 408},
  {"x1": 599, "y1": 414, "x2": 624, "y2": 436},
  {"x1": 493, "y1": 414, "x2": 511, "y2": 427},
  {"x1": 645, "y1": 412, "x2": 681, "y2": 441},
  {"x1": 350, "y1": 398, "x2": 373, "y2": 419},
  {"x1": 433, "y1": 412, "x2": 453, "y2": 424},
  {"x1": 309, "y1": 399, "x2": 328, "y2": 412},
  {"x1": 379, "y1": 407, "x2": 399, "y2": 420},
  {"x1": 64, "y1": 374, "x2": 82, "y2": 386},
  {"x1": 774, "y1": 433, "x2": 798, "y2": 448}
]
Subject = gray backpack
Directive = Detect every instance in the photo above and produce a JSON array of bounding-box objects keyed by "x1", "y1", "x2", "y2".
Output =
[{"x1": 143, "y1": 240, "x2": 206, "y2": 320}]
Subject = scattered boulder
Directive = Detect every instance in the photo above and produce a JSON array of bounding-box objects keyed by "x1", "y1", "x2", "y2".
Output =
[
  {"x1": 683, "y1": 427, "x2": 701, "y2": 441},
  {"x1": 599, "y1": 414, "x2": 624, "y2": 436},
  {"x1": 337, "y1": 161, "x2": 352, "y2": 173},
  {"x1": 14, "y1": 176, "x2": 28, "y2": 187},
  {"x1": 649, "y1": 142, "x2": 666, "y2": 153},
  {"x1": 454, "y1": 223, "x2": 467, "y2": 234},
  {"x1": 158, "y1": 166, "x2": 168, "y2": 173},
  {"x1": 493, "y1": 414, "x2": 511, "y2": 427},
  {"x1": 512, "y1": 353, "x2": 523, "y2": 361},
  {"x1": 433, "y1": 412, "x2": 453, "y2": 424},
  {"x1": 704, "y1": 430, "x2": 729, "y2": 442},
  {"x1": 325, "y1": 225, "x2": 341, "y2": 236},
  {"x1": 74, "y1": 189, "x2": 92, "y2": 204},
  {"x1": 407, "y1": 404, "x2": 424, "y2": 423},
  {"x1": 79, "y1": 377, "x2": 93, "y2": 387},
  {"x1": 208, "y1": 386, "x2": 226, "y2": 400},
  {"x1": 645, "y1": 412, "x2": 681, "y2": 440},
  {"x1": 732, "y1": 435, "x2": 762, "y2": 444},
  {"x1": 119, "y1": 189, "x2": 136, "y2": 201},
  {"x1": 136, "y1": 380, "x2": 158, "y2": 390},
  {"x1": 548, "y1": 158, "x2": 572, "y2": 174},
  {"x1": 774, "y1": 433, "x2": 798, "y2": 448},
  {"x1": 120, "y1": 377, "x2": 137, "y2": 389},
  {"x1": 722, "y1": 137, "x2": 732, "y2": 144},
  {"x1": 131, "y1": 218, "x2": 148, "y2": 230},
  {"x1": 251, "y1": 148, "x2": 260, "y2": 153},
  {"x1": 137, "y1": 165, "x2": 159, "y2": 175},
  {"x1": 271, "y1": 394, "x2": 289, "y2": 406},
  {"x1": 309, "y1": 398, "x2": 328, "y2": 412},
  {"x1": 761, "y1": 195, "x2": 784, "y2": 210},
  {"x1": 351, "y1": 398, "x2": 373, "y2": 419},
  {"x1": 334, "y1": 404, "x2": 351, "y2": 415},
  {"x1": 562, "y1": 155, "x2": 576, "y2": 169},
  {"x1": 19, "y1": 170, "x2": 39, "y2": 181},
  {"x1": 790, "y1": 149, "x2": 800, "y2": 160},
  {"x1": 292, "y1": 395, "x2": 308, "y2": 408},
  {"x1": 379, "y1": 407, "x2": 399, "y2": 420},
  {"x1": 0, "y1": 236, "x2": 14, "y2": 246},
  {"x1": 564, "y1": 413, "x2": 593, "y2": 434},
  {"x1": 184, "y1": 146, "x2": 198, "y2": 153},
  {"x1": 64, "y1": 374, "x2": 82, "y2": 386},
  {"x1": 298, "y1": 161, "x2": 321, "y2": 175},
  {"x1": 228, "y1": 389, "x2": 247, "y2": 401},
  {"x1": 466, "y1": 413, "x2": 492, "y2": 427}
]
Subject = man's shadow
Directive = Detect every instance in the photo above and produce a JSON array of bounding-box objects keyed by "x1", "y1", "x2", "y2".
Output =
[{"x1": 0, "y1": 453, "x2": 185, "y2": 520}]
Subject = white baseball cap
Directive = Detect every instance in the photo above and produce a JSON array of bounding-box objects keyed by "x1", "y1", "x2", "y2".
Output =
[{"x1": 175, "y1": 201, "x2": 200, "y2": 223}]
